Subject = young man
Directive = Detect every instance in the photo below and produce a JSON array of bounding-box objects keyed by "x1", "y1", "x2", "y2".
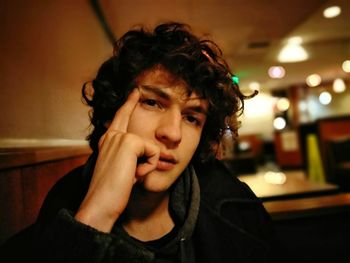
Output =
[{"x1": 1, "y1": 22, "x2": 274, "y2": 262}]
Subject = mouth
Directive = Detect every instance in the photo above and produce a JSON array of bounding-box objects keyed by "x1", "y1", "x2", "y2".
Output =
[{"x1": 157, "y1": 153, "x2": 178, "y2": 171}]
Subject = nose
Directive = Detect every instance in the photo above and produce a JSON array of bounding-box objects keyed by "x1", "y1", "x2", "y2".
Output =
[{"x1": 155, "y1": 109, "x2": 182, "y2": 148}]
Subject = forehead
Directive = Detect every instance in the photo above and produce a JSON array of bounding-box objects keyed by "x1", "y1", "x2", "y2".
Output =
[{"x1": 135, "y1": 66, "x2": 201, "y2": 101}]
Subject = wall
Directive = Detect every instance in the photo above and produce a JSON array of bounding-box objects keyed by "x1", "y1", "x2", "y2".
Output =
[
  {"x1": 306, "y1": 88, "x2": 350, "y2": 121},
  {"x1": 0, "y1": 146, "x2": 91, "y2": 243},
  {"x1": 0, "y1": 0, "x2": 111, "y2": 140},
  {"x1": 239, "y1": 92, "x2": 276, "y2": 140},
  {"x1": 297, "y1": 81, "x2": 350, "y2": 123},
  {"x1": 240, "y1": 82, "x2": 350, "y2": 143}
]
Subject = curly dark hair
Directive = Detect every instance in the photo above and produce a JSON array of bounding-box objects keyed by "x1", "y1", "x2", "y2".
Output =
[{"x1": 82, "y1": 22, "x2": 254, "y2": 162}]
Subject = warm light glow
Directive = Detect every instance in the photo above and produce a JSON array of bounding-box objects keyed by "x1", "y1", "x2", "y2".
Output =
[
  {"x1": 319, "y1": 91, "x2": 332, "y2": 105},
  {"x1": 278, "y1": 36, "x2": 308, "y2": 63},
  {"x1": 273, "y1": 117, "x2": 286, "y2": 130},
  {"x1": 288, "y1": 36, "x2": 303, "y2": 45},
  {"x1": 264, "y1": 171, "x2": 286, "y2": 185},
  {"x1": 333, "y1": 78, "x2": 346, "y2": 93},
  {"x1": 323, "y1": 6, "x2": 341, "y2": 18},
  {"x1": 249, "y1": 82, "x2": 260, "y2": 91},
  {"x1": 276, "y1": 97, "x2": 290, "y2": 112},
  {"x1": 244, "y1": 93, "x2": 274, "y2": 117},
  {"x1": 268, "y1": 66, "x2": 285, "y2": 79},
  {"x1": 238, "y1": 141, "x2": 251, "y2": 151},
  {"x1": 342, "y1": 60, "x2": 350, "y2": 73},
  {"x1": 306, "y1": 74, "x2": 322, "y2": 87}
]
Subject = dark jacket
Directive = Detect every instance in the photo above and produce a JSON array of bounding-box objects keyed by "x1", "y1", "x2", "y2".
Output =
[{"x1": 1, "y1": 158, "x2": 275, "y2": 262}]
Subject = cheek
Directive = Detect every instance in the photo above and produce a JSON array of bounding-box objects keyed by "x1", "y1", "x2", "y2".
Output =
[{"x1": 181, "y1": 128, "x2": 203, "y2": 157}]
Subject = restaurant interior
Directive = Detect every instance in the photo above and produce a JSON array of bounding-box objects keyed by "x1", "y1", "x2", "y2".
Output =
[{"x1": 0, "y1": 0, "x2": 349, "y2": 261}]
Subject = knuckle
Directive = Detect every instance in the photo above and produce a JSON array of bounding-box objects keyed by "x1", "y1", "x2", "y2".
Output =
[{"x1": 121, "y1": 133, "x2": 140, "y2": 147}]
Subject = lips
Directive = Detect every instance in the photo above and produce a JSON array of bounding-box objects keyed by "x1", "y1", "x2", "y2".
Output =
[{"x1": 157, "y1": 153, "x2": 178, "y2": 171}]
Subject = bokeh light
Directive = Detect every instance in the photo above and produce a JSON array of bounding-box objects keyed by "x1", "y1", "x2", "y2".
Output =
[
  {"x1": 319, "y1": 91, "x2": 332, "y2": 105},
  {"x1": 323, "y1": 6, "x2": 341, "y2": 18},
  {"x1": 342, "y1": 60, "x2": 350, "y2": 73},
  {"x1": 268, "y1": 66, "x2": 286, "y2": 79},
  {"x1": 306, "y1": 74, "x2": 322, "y2": 87},
  {"x1": 333, "y1": 78, "x2": 346, "y2": 93},
  {"x1": 273, "y1": 117, "x2": 286, "y2": 130},
  {"x1": 276, "y1": 97, "x2": 290, "y2": 112}
]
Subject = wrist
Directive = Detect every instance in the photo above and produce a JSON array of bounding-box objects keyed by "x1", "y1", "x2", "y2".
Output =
[{"x1": 75, "y1": 204, "x2": 121, "y2": 233}]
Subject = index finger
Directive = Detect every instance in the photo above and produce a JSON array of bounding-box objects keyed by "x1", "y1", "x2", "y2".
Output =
[{"x1": 108, "y1": 89, "x2": 140, "y2": 132}]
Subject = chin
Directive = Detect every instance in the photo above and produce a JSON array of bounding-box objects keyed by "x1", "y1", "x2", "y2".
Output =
[{"x1": 140, "y1": 170, "x2": 182, "y2": 193}]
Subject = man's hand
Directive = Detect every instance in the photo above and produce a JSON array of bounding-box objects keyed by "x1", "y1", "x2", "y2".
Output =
[{"x1": 75, "y1": 89, "x2": 160, "y2": 232}]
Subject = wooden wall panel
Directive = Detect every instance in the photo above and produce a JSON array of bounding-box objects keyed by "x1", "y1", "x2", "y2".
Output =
[
  {"x1": 274, "y1": 131, "x2": 303, "y2": 168},
  {"x1": 0, "y1": 169, "x2": 24, "y2": 244},
  {"x1": 21, "y1": 156, "x2": 88, "y2": 225},
  {"x1": 0, "y1": 153, "x2": 89, "y2": 244}
]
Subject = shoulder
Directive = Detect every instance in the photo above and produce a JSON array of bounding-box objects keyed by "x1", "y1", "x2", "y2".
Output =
[
  {"x1": 194, "y1": 159, "x2": 274, "y2": 242},
  {"x1": 194, "y1": 159, "x2": 258, "y2": 202},
  {"x1": 36, "y1": 164, "x2": 90, "y2": 225},
  {"x1": 0, "y1": 164, "x2": 90, "y2": 259}
]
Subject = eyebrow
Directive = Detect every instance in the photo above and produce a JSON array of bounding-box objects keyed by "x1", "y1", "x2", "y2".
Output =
[
  {"x1": 186, "y1": 105, "x2": 208, "y2": 115},
  {"x1": 139, "y1": 85, "x2": 171, "y2": 100},
  {"x1": 139, "y1": 85, "x2": 208, "y2": 115}
]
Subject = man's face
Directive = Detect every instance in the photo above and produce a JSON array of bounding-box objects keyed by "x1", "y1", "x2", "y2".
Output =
[{"x1": 127, "y1": 67, "x2": 208, "y2": 192}]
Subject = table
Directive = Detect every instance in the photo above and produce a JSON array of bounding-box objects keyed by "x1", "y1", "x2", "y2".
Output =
[
  {"x1": 264, "y1": 193, "x2": 350, "y2": 219},
  {"x1": 238, "y1": 170, "x2": 339, "y2": 201}
]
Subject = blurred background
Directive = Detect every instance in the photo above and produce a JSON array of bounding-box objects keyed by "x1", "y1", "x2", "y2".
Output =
[
  {"x1": 0, "y1": 0, "x2": 350, "y2": 259},
  {"x1": 1, "y1": 0, "x2": 349, "y2": 186}
]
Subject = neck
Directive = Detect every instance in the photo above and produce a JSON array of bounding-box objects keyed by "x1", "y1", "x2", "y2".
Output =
[{"x1": 122, "y1": 185, "x2": 175, "y2": 241}]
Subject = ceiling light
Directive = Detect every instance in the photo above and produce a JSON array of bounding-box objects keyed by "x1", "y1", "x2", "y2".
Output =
[
  {"x1": 319, "y1": 91, "x2": 332, "y2": 105},
  {"x1": 342, "y1": 60, "x2": 350, "y2": 73},
  {"x1": 323, "y1": 6, "x2": 341, "y2": 18},
  {"x1": 273, "y1": 117, "x2": 286, "y2": 130},
  {"x1": 306, "y1": 74, "x2": 322, "y2": 87},
  {"x1": 278, "y1": 36, "x2": 308, "y2": 63},
  {"x1": 333, "y1": 78, "x2": 346, "y2": 93},
  {"x1": 268, "y1": 66, "x2": 285, "y2": 79},
  {"x1": 288, "y1": 36, "x2": 303, "y2": 45},
  {"x1": 249, "y1": 82, "x2": 260, "y2": 91}
]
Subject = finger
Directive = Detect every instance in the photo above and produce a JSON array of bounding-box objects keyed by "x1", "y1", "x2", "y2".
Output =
[
  {"x1": 98, "y1": 133, "x2": 106, "y2": 149},
  {"x1": 108, "y1": 89, "x2": 140, "y2": 132},
  {"x1": 98, "y1": 130, "x2": 118, "y2": 150},
  {"x1": 135, "y1": 140, "x2": 160, "y2": 179}
]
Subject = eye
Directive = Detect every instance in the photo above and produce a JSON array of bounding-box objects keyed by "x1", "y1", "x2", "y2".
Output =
[
  {"x1": 140, "y1": 98, "x2": 162, "y2": 109},
  {"x1": 185, "y1": 115, "x2": 201, "y2": 126},
  {"x1": 143, "y1": 99, "x2": 157, "y2": 106}
]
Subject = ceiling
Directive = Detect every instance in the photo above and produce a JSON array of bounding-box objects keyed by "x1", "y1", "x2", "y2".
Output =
[{"x1": 97, "y1": 0, "x2": 350, "y2": 93}]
